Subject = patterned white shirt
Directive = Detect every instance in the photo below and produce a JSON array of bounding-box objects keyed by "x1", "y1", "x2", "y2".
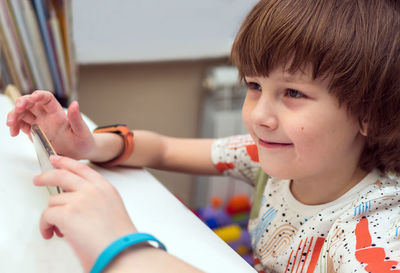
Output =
[{"x1": 212, "y1": 134, "x2": 400, "y2": 273}]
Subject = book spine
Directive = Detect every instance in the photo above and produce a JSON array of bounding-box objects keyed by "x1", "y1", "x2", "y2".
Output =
[
  {"x1": 8, "y1": 0, "x2": 43, "y2": 89},
  {"x1": 0, "y1": 25, "x2": 22, "y2": 90},
  {"x1": 0, "y1": 0, "x2": 34, "y2": 93},
  {"x1": 52, "y1": 0, "x2": 75, "y2": 98},
  {"x1": 20, "y1": 0, "x2": 54, "y2": 92},
  {"x1": 32, "y1": 0, "x2": 63, "y2": 98}
]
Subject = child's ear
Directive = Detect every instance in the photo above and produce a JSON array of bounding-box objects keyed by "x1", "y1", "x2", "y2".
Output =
[{"x1": 359, "y1": 120, "x2": 368, "y2": 136}]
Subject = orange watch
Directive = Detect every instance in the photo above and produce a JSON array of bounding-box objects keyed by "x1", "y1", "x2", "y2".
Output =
[{"x1": 93, "y1": 124, "x2": 134, "y2": 166}]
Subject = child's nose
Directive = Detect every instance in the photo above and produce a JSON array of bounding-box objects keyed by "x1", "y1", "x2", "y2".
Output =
[{"x1": 251, "y1": 98, "x2": 278, "y2": 130}]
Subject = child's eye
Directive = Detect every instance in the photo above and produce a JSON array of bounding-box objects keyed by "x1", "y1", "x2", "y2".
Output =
[
  {"x1": 285, "y1": 89, "x2": 306, "y2": 98},
  {"x1": 245, "y1": 81, "x2": 262, "y2": 91}
]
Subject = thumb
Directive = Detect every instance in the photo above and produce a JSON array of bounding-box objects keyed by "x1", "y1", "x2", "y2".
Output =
[{"x1": 67, "y1": 101, "x2": 90, "y2": 136}]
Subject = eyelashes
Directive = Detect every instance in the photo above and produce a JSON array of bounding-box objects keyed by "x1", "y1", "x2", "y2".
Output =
[
  {"x1": 285, "y1": 89, "x2": 306, "y2": 98},
  {"x1": 245, "y1": 80, "x2": 307, "y2": 99},
  {"x1": 245, "y1": 81, "x2": 262, "y2": 91}
]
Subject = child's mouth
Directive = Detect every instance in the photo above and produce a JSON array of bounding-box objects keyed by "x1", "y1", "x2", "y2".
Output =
[{"x1": 258, "y1": 139, "x2": 293, "y2": 149}]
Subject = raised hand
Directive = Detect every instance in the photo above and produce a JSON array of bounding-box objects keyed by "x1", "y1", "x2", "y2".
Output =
[
  {"x1": 6, "y1": 90, "x2": 95, "y2": 159},
  {"x1": 34, "y1": 155, "x2": 136, "y2": 272}
]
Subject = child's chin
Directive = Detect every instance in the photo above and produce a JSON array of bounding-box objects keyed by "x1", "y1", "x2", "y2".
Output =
[{"x1": 260, "y1": 163, "x2": 294, "y2": 180}]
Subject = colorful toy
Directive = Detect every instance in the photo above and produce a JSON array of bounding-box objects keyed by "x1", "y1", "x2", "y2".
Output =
[
  {"x1": 196, "y1": 195, "x2": 253, "y2": 266},
  {"x1": 225, "y1": 194, "x2": 251, "y2": 227},
  {"x1": 196, "y1": 197, "x2": 232, "y2": 229},
  {"x1": 214, "y1": 224, "x2": 251, "y2": 254}
]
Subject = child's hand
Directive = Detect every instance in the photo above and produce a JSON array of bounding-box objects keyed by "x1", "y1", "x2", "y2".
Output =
[
  {"x1": 34, "y1": 155, "x2": 137, "y2": 272},
  {"x1": 6, "y1": 91, "x2": 95, "y2": 160}
]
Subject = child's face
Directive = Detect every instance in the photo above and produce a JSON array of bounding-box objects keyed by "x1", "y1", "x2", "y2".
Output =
[{"x1": 242, "y1": 66, "x2": 366, "y2": 181}]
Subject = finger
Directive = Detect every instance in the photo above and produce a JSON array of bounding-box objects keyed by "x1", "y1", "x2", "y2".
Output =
[
  {"x1": 50, "y1": 155, "x2": 103, "y2": 182},
  {"x1": 7, "y1": 110, "x2": 21, "y2": 137},
  {"x1": 48, "y1": 192, "x2": 75, "y2": 207},
  {"x1": 6, "y1": 110, "x2": 16, "y2": 126},
  {"x1": 15, "y1": 95, "x2": 34, "y2": 114},
  {"x1": 18, "y1": 111, "x2": 37, "y2": 125},
  {"x1": 67, "y1": 101, "x2": 90, "y2": 136},
  {"x1": 40, "y1": 206, "x2": 64, "y2": 240},
  {"x1": 14, "y1": 96, "x2": 44, "y2": 127},
  {"x1": 34, "y1": 168, "x2": 86, "y2": 192},
  {"x1": 9, "y1": 123, "x2": 20, "y2": 137},
  {"x1": 8, "y1": 111, "x2": 35, "y2": 137},
  {"x1": 19, "y1": 120, "x2": 32, "y2": 136},
  {"x1": 31, "y1": 90, "x2": 64, "y2": 114},
  {"x1": 14, "y1": 95, "x2": 28, "y2": 110},
  {"x1": 54, "y1": 226, "x2": 64, "y2": 238}
]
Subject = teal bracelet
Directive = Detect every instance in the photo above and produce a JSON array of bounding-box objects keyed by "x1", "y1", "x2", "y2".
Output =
[{"x1": 90, "y1": 233, "x2": 167, "y2": 273}]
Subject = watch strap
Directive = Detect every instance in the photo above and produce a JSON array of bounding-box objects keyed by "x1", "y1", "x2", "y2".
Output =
[{"x1": 93, "y1": 124, "x2": 134, "y2": 166}]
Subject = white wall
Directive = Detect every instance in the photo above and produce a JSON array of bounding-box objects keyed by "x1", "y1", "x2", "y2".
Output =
[{"x1": 72, "y1": 0, "x2": 258, "y2": 64}]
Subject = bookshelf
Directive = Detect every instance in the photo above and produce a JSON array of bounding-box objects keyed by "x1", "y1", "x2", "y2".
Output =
[{"x1": 0, "y1": 0, "x2": 76, "y2": 106}]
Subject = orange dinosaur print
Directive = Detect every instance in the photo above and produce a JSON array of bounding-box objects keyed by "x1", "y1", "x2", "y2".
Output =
[{"x1": 355, "y1": 218, "x2": 400, "y2": 272}]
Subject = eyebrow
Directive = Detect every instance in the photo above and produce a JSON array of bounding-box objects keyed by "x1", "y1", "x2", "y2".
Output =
[{"x1": 244, "y1": 74, "x2": 313, "y2": 84}]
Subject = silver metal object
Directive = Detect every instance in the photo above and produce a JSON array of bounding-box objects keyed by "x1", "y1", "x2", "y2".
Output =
[{"x1": 31, "y1": 124, "x2": 63, "y2": 195}]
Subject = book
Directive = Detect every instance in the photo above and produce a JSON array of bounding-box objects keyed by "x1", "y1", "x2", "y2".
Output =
[
  {"x1": 0, "y1": 50, "x2": 12, "y2": 87},
  {"x1": 1, "y1": 0, "x2": 75, "y2": 104},
  {"x1": 0, "y1": 21, "x2": 22, "y2": 90},
  {"x1": 32, "y1": 0, "x2": 64, "y2": 98},
  {"x1": 8, "y1": 0, "x2": 41, "y2": 88},
  {"x1": 48, "y1": 0, "x2": 69, "y2": 96},
  {"x1": 0, "y1": 0, "x2": 34, "y2": 93},
  {"x1": 9, "y1": 0, "x2": 54, "y2": 92},
  {"x1": 51, "y1": 0, "x2": 76, "y2": 98}
]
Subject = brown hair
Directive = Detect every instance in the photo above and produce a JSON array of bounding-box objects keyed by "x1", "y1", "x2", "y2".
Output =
[{"x1": 231, "y1": 0, "x2": 400, "y2": 174}]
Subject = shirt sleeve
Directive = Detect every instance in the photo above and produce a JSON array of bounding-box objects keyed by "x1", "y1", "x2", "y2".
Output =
[
  {"x1": 211, "y1": 134, "x2": 260, "y2": 186},
  {"x1": 327, "y1": 190, "x2": 400, "y2": 272}
]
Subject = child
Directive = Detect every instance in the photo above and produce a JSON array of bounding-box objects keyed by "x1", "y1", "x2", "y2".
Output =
[{"x1": 6, "y1": 0, "x2": 400, "y2": 272}]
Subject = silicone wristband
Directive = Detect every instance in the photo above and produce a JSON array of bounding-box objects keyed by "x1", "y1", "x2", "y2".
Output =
[
  {"x1": 93, "y1": 124, "x2": 134, "y2": 167},
  {"x1": 90, "y1": 233, "x2": 167, "y2": 273}
]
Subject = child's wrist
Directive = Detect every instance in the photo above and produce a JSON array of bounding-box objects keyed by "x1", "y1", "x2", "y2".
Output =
[
  {"x1": 89, "y1": 133, "x2": 125, "y2": 163},
  {"x1": 90, "y1": 233, "x2": 166, "y2": 273},
  {"x1": 91, "y1": 125, "x2": 134, "y2": 166}
]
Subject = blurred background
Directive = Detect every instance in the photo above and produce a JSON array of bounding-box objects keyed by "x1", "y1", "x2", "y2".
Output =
[
  {"x1": 0, "y1": 0, "x2": 258, "y2": 209},
  {"x1": 73, "y1": 0, "x2": 259, "y2": 209}
]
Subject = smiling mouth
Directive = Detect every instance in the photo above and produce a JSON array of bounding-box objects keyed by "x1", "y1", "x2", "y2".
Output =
[{"x1": 258, "y1": 139, "x2": 293, "y2": 149}]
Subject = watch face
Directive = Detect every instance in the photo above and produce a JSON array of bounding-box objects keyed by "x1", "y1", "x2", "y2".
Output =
[{"x1": 31, "y1": 125, "x2": 63, "y2": 195}]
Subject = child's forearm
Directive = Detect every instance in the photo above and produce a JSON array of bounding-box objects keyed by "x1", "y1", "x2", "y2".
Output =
[
  {"x1": 88, "y1": 130, "x2": 220, "y2": 175},
  {"x1": 104, "y1": 245, "x2": 204, "y2": 273},
  {"x1": 122, "y1": 131, "x2": 220, "y2": 175}
]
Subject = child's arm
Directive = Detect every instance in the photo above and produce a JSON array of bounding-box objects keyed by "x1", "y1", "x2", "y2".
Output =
[
  {"x1": 35, "y1": 156, "x2": 205, "y2": 273},
  {"x1": 90, "y1": 130, "x2": 219, "y2": 175},
  {"x1": 103, "y1": 245, "x2": 204, "y2": 273},
  {"x1": 7, "y1": 91, "x2": 219, "y2": 175}
]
